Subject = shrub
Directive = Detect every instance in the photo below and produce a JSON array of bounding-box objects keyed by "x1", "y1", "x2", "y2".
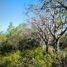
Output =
[
  {"x1": 0, "y1": 47, "x2": 67, "y2": 67},
  {"x1": 18, "y1": 37, "x2": 39, "y2": 51},
  {"x1": 0, "y1": 41, "x2": 13, "y2": 55},
  {"x1": 0, "y1": 50, "x2": 22, "y2": 67}
]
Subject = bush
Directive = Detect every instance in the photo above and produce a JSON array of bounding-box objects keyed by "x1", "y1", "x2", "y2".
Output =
[
  {"x1": 0, "y1": 50, "x2": 22, "y2": 67},
  {"x1": 18, "y1": 37, "x2": 39, "y2": 51},
  {"x1": 59, "y1": 34, "x2": 67, "y2": 50},
  {"x1": 0, "y1": 41, "x2": 13, "y2": 55},
  {"x1": 0, "y1": 47, "x2": 67, "y2": 67}
]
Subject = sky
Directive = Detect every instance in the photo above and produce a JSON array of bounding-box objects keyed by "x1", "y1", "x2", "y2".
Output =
[{"x1": 0, "y1": 0, "x2": 39, "y2": 32}]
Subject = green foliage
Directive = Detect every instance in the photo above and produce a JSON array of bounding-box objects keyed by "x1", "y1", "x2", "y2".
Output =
[
  {"x1": 64, "y1": 47, "x2": 67, "y2": 51},
  {"x1": 0, "y1": 23, "x2": 39, "y2": 55},
  {"x1": 18, "y1": 37, "x2": 39, "y2": 51},
  {"x1": 0, "y1": 47, "x2": 67, "y2": 67},
  {"x1": 0, "y1": 41, "x2": 13, "y2": 55},
  {"x1": 7, "y1": 22, "x2": 13, "y2": 35},
  {"x1": 0, "y1": 23, "x2": 67, "y2": 67},
  {"x1": 0, "y1": 50, "x2": 22, "y2": 67},
  {"x1": 59, "y1": 34, "x2": 67, "y2": 50}
]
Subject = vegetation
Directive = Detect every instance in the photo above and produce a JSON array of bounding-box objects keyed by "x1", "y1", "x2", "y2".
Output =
[
  {"x1": 0, "y1": 21, "x2": 67, "y2": 67},
  {"x1": 0, "y1": 47, "x2": 67, "y2": 67},
  {"x1": 28, "y1": 0, "x2": 67, "y2": 53},
  {"x1": 0, "y1": 0, "x2": 67, "y2": 67}
]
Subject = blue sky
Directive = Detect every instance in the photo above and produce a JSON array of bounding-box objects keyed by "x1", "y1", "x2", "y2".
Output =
[{"x1": 0, "y1": 0, "x2": 39, "y2": 32}]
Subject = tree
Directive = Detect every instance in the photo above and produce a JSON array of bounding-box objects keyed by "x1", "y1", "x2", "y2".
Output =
[
  {"x1": 39, "y1": 0, "x2": 67, "y2": 52},
  {"x1": 40, "y1": 0, "x2": 67, "y2": 10},
  {"x1": 29, "y1": 14, "x2": 51, "y2": 53},
  {"x1": 17, "y1": 23, "x2": 39, "y2": 51},
  {"x1": 27, "y1": 0, "x2": 67, "y2": 52}
]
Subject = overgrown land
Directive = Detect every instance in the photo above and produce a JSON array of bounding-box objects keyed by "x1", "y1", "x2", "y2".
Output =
[{"x1": 0, "y1": 0, "x2": 67, "y2": 67}]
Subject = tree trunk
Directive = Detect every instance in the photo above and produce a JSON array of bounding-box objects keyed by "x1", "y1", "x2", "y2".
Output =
[
  {"x1": 54, "y1": 40, "x2": 59, "y2": 52},
  {"x1": 46, "y1": 44, "x2": 49, "y2": 53},
  {"x1": 55, "y1": 43, "x2": 58, "y2": 52}
]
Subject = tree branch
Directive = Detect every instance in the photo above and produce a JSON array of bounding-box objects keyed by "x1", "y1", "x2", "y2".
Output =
[
  {"x1": 56, "y1": 0, "x2": 67, "y2": 10},
  {"x1": 57, "y1": 27, "x2": 67, "y2": 40}
]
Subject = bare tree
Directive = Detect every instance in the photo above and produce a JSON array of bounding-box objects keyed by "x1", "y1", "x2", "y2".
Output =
[
  {"x1": 27, "y1": 0, "x2": 67, "y2": 52},
  {"x1": 28, "y1": 8, "x2": 67, "y2": 52},
  {"x1": 28, "y1": 14, "x2": 52, "y2": 53}
]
